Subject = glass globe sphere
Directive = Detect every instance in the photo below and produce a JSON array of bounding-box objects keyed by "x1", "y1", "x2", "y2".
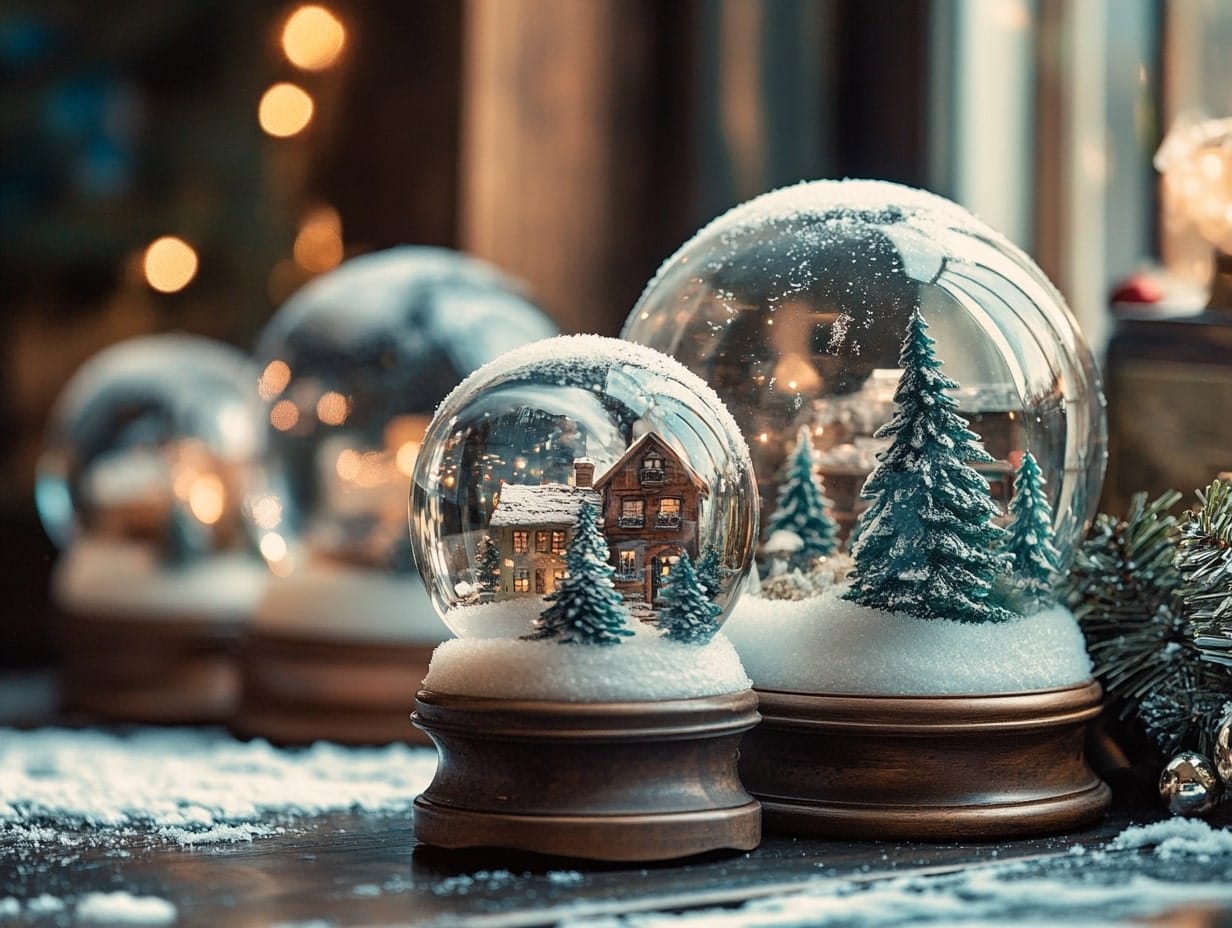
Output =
[
  {"x1": 36, "y1": 334, "x2": 265, "y2": 559},
  {"x1": 249, "y1": 247, "x2": 557, "y2": 576},
  {"x1": 623, "y1": 179, "x2": 1106, "y2": 567},
  {"x1": 410, "y1": 335, "x2": 758, "y2": 640}
]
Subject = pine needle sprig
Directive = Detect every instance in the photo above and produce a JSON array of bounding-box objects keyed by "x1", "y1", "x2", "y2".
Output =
[
  {"x1": 1067, "y1": 490, "x2": 1197, "y2": 708},
  {"x1": 1178, "y1": 479, "x2": 1232, "y2": 668}
]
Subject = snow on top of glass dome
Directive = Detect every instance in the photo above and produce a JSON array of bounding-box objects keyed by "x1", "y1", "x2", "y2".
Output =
[{"x1": 435, "y1": 334, "x2": 751, "y2": 465}]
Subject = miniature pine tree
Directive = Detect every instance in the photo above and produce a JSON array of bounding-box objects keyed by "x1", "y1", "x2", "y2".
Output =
[
  {"x1": 844, "y1": 308, "x2": 1015, "y2": 623},
  {"x1": 695, "y1": 542, "x2": 723, "y2": 599},
  {"x1": 475, "y1": 535, "x2": 502, "y2": 595},
  {"x1": 657, "y1": 551, "x2": 722, "y2": 644},
  {"x1": 524, "y1": 503, "x2": 633, "y2": 646},
  {"x1": 764, "y1": 425, "x2": 839, "y2": 565},
  {"x1": 1002, "y1": 451, "x2": 1061, "y2": 610}
]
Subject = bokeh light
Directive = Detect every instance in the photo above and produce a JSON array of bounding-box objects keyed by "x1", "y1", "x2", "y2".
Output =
[
  {"x1": 293, "y1": 205, "x2": 344, "y2": 273},
  {"x1": 281, "y1": 5, "x2": 346, "y2": 71},
  {"x1": 258, "y1": 83, "x2": 314, "y2": 138},
  {"x1": 143, "y1": 236, "x2": 198, "y2": 293}
]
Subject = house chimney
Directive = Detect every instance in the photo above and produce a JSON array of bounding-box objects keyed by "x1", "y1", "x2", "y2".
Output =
[{"x1": 574, "y1": 458, "x2": 595, "y2": 488}]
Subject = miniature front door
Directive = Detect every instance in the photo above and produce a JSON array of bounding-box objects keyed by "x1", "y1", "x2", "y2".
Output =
[{"x1": 650, "y1": 552, "x2": 680, "y2": 603}]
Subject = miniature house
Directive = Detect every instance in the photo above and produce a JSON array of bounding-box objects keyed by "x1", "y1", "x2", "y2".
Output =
[
  {"x1": 489, "y1": 461, "x2": 601, "y2": 599},
  {"x1": 594, "y1": 432, "x2": 705, "y2": 603},
  {"x1": 485, "y1": 433, "x2": 706, "y2": 605}
]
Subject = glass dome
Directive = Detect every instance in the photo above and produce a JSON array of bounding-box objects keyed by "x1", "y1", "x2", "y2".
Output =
[
  {"x1": 250, "y1": 246, "x2": 557, "y2": 575},
  {"x1": 623, "y1": 179, "x2": 1106, "y2": 567},
  {"x1": 410, "y1": 335, "x2": 758, "y2": 640},
  {"x1": 36, "y1": 334, "x2": 264, "y2": 560}
]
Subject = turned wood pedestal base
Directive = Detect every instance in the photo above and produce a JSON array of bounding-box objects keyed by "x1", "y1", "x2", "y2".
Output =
[
  {"x1": 739, "y1": 680, "x2": 1110, "y2": 841},
  {"x1": 57, "y1": 609, "x2": 242, "y2": 724},
  {"x1": 412, "y1": 689, "x2": 762, "y2": 861},
  {"x1": 232, "y1": 632, "x2": 436, "y2": 745}
]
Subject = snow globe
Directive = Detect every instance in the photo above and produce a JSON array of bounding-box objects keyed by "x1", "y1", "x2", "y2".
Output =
[
  {"x1": 409, "y1": 334, "x2": 761, "y2": 860},
  {"x1": 238, "y1": 247, "x2": 556, "y2": 745},
  {"x1": 623, "y1": 179, "x2": 1110, "y2": 839},
  {"x1": 36, "y1": 334, "x2": 267, "y2": 722}
]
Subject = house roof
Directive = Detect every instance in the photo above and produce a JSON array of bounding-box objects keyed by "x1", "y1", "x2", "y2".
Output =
[
  {"x1": 593, "y1": 431, "x2": 709, "y2": 495},
  {"x1": 490, "y1": 482, "x2": 602, "y2": 527}
]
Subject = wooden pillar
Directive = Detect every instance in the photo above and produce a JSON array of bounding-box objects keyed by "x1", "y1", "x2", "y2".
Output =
[{"x1": 459, "y1": 0, "x2": 686, "y2": 334}]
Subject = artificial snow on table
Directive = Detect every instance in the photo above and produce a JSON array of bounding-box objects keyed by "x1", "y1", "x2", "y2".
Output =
[
  {"x1": 54, "y1": 539, "x2": 266, "y2": 621},
  {"x1": 0, "y1": 727, "x2": 437, "y2": 848},
  {"x1": 423, "y1": 627, "x2": 751, "y2": 701},
  {"x1": 724, "y1": 588, "x2": 1092, "y2": 695}
]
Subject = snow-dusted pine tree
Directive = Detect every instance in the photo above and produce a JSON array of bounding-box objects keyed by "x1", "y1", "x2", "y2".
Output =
[
  {"x1": 695, "y1": 542, "x2": 723, "y2": 599},
  {"x1": 475, "y1": 535, "x2": 502, "y2": 595},
  {"x1": 524, "y1": 503, "x2": 633, "y2": 645},
  {"x1": 1002, "y1": 451, "x2": 1060, "y2": 610},
  {"x1": 843, "y1": 309, "x2": 1014, "y2": 623},
  {"x1": 765, "y1": 425, "x2": 838, "y2": 565},
  {"x1": 657, "y1": 551, "x2": 722, "y2": 644}
]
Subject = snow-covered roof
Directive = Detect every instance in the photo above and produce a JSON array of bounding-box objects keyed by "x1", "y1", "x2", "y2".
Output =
[
  {"x1": 763, "y1": 529, "x2": 804, "y2": 554},
  {"x1": 490, "y1": 482, "x2": 602, "y2": 527}
]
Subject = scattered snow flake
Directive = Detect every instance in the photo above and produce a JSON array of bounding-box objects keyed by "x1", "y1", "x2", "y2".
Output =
[{"x1": 75, "y1": 891, "x2": 177, "y2": 926}]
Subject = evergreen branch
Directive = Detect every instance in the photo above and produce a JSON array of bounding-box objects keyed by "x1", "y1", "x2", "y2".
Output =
[{"x1": 1178, "y1": 479, "x2": 1232, "y2": 667}]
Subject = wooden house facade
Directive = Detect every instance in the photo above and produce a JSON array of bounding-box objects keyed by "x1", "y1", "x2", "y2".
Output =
[{"x1": 593, "y1": 432, "x2": 705, "y2": 603}]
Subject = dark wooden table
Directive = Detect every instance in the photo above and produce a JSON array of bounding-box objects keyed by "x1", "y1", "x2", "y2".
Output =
[{"x1": 3, "y1": 672, "x2": 1232, "y2": 927}]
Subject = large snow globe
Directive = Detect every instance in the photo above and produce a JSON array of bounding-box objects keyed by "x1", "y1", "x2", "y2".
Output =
[
  {"x1": 623, "y1": 179, "x2": 1110, "y2": 839},
  {"x1": 239, "y1": 246, "x2": 557, "y2": 745},
  {"x1": 36, "y1": 334, "x2": 267, "y2": 722},
  {"x1": 409, "y1": 335, "x2": 762, "y2": 860}
]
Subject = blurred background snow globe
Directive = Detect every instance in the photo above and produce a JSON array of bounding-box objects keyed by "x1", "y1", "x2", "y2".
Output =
[
  {"x1": 35, "y1": 333, "x2": 266, "y2": 721},
  {"x1": 409, "y1": 334, "x2": 758, "y2": 702},
  {"x1": 623, "y1": 179, "x2": 1106, "y2": 696},
  {"x1": 237, "y1": 246, "x2": 556, "y2": 743}
]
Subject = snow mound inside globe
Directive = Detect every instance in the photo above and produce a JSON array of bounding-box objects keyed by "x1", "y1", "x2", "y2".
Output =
[
  {"x1": 424, "y1": 625, "x2": 751, "y2": 701},
  {"x1": 623, "y1": 178, "x2": 1106, "y2": 569},
  {"x1": 410, "y1": 334, "x2": 758, "y2": 648},
  {"x1": 724, "y1": 592, "x2": 1091, "y2": 695}
]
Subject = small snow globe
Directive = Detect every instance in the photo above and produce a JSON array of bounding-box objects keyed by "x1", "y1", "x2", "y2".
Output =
[
  {"x1": 623, "y1": 179, "x2": 1110, "y2": 839},
  {"x1": 36, "y1": 334, "x2": 267, "y2": 722},
  {"x1": 409, "y1": 335, "x2": 762, "y2": 860},
  {"x1": 239, "y1": 246, "x2": 556, "y2": 745}
]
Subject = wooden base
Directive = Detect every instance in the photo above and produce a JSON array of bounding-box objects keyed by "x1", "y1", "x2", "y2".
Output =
[
  {"x1": 57, "y1": 609, "x2": 242, "y2": 724},
  {"x1": 740, "y1": 681, "x2": 1111, "y2": 841},
  {"x1": 232, "y1": 632, "x2": 435, "y2": 745},
  {"x1": 412, "y1": 688, "x2": 762, "y2": 861}
]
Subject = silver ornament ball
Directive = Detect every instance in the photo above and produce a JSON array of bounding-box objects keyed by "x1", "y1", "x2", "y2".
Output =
[
  {"x1": 1216, "y1": 715, "x2": 1232, "y2": 784},
  {"x1": 1159, "y1": 751, "x2": 1223, "y2": 817}
]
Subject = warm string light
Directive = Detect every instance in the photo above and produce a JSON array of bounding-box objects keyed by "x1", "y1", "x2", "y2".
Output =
[
  {"x1": 294, "y1": 206, "x2": 344, "y2": 273},
  {"x1": 143, "y1": 237, "x2": 198, "y2": 293},
  {"x1": 281, "y1": 5, "x2": 346, "y2": 71},
  {"x1": 258, "y1": 82, "x2": 314, "y2": 138}
]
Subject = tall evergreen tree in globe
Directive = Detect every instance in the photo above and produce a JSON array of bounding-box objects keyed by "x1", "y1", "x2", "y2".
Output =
[
  {"x1": 765, "y1": 425, "x2": 838, "y2": 565},
  {"x1": 475, "y1": 534, "x2": 502, "y2": 595},
  {"x1": 657, "y1": 551, "x2": 722, "y2": 644},
  {"x1": 1002, "y1": 451, "x2": 1060, "y2": 610},
  {"x1": 844, "y1": 308, "x2": 1014, "y2": 623},
  {"x1": 524, "y1": 503, "x2": 633, "y2": 645},
  {"x1": 695, "y1": 542, "x2": 723, "y2": 599}
]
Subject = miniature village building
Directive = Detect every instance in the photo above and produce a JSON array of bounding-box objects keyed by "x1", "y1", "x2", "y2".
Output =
[
  {"x1": 485, "y1": 433, "x2": 705, "y2": 605},
  {"x1": 593, "y1": 432, "x2": 706, "y2": 604},
  {"x1": 488, "y1": 462, "x2": 601, "y2": 600}
]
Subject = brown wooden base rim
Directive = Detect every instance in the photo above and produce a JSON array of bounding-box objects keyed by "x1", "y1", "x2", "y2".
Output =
[
  {"x1": 759, "y1": 781, "x2": 1113, "y2": 841},
  {"x1": 413, "y1": 796, "x2": 762, "y2": 862},
  {"x1": 232, "y1": 630, "x2": 437, "y2": 745},
  {"x1": 56, "y1": 607, "x2": 242, "y2": 724},
  {"x1": 752, "y1": 680, "x2": 1106, "y2": 733},
  {"x1": 413, "y1": 688, "x2": 762, "y2": 860},
  {"x1": 738, "y1": 679, "x2": 1110, "y2": 841}
]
